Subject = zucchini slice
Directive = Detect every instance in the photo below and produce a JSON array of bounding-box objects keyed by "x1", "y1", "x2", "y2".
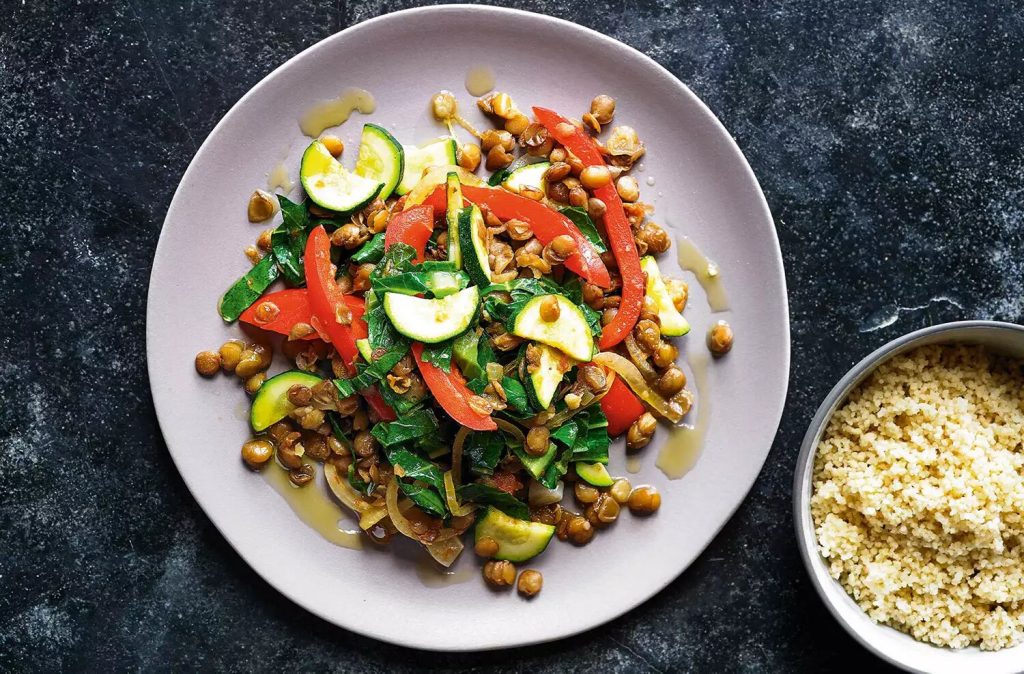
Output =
[
  {"x1": 516, "y1": 443, "x2": 557, "y2": 481},
  {"x1": 457, "y1": 204, "x2": 492, "y2": 287},
  {"x1": 382, "y1": 286, "x2": 479, "y2": 343},
  {"x1": 446, "y1": 172, "x2": 463, "y2": 268},
  {"x1": 395, "y1": 137, "x2": 458, "y2": 196},
  {"x1": 512, "y1": 295, "x2": 594, "y2": 361},
  {"x1": 639, "y1": 256, "x2": 690, "y2": 337},
  {"x1": 250, "y1": 370, "x2": 323, "y2": 431},
  {"x1": 474, "y1": 507, "x2": 555, "y2": 562},
  {"x1": 354, "y1": 123, "x2": 404, "y2": 200},
  {"x1": 300, "y1": 140, "x2": 383, "y2": 213},
  {"x1": 576, "y1": 462, "x2": 614, "y2": 487},
  {"x1": 525, "y1": 343, "x2": 573, "y2": 410},
  {"x1": 502, "y1": 161, "x2": 550, "y2": 195}
]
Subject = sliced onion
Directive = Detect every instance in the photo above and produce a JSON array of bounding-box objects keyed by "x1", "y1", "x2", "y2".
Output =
[
  {"x1": 452, "y1": 426, "x2": 470, "y2": 485},
  {"x1": 528, "y1": 479, "x2": 564, "y2": 506},
  {"x1": 405, "y1": 165, "x2": 484, "y2": 208},
  {"x1": 385, "y1": 479, "x2": 419, "y2": 540},
  {"x1": 624, "y1": 334, "x2": 658, "y2": 383},
  {"x1": 593, "y1": 351, "x2": 684, "y2": 424},
  {"x1": 325, "y1": 463, "x2": 389, "y2": 530},
  {"x1": 443, "y1": 471, "x2": 475, "y2": 517},
  {"x1": 425, "y1": 536, "x2": 464, "y2": 568},
  {"x1": 544, "y1": 390, "x2": 595, "y2": 429}
]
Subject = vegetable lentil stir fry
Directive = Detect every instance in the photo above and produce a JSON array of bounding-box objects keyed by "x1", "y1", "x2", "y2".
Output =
[{"x1": 196, "y1": 91, "x2": 730, "y2": 594}]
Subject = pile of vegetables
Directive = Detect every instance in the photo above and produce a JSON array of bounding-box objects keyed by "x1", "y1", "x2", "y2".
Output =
[{"x1": 210, "y1": 97, "x2": 692, "y2": 574}]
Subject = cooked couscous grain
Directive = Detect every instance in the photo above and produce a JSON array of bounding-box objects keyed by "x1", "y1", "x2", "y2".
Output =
[{"x1": 812, "y1": 344, "x2": 1024, "y2": 650}]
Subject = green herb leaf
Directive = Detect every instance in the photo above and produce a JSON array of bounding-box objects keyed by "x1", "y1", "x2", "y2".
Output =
[
  {"x1": 421, "y1": 339, "x2": 455, "y2": 372},
  {"x1": 384, "y1": 445, "x2": 445, "y2": 493},
  {"x1": 351, "y1": 231, "x2": 386, "y2": 264},
  {"x1": 463, "y1": 431, "x2": 505, "y2": 476},
  {"x1": 373, "y1": 411, "x2": 441, "y2": 453},
  {"x1": 218, "y1": 255, "x2": 280, "y2": 322},
  {"x1": 457, "y1": 483, "x2": 530, "y2": 520},
  {"x1": 372, "y1": 242, "x2": 417, "y2": 279},
  {"x1": 571, "y1": 408, "x2": 610, "y2": 464},
  {"x1": 399, "y1": 481, "x2": 447, "y2": 518},
  {"x1": 270, "y1": 196, "x2": 311, "y2": 286},
  {"x1": 559, "y1": 206, "x2": 607, "y2": 253}
]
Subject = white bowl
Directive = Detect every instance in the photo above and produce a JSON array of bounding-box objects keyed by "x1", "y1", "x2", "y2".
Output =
[{"x1": 793, "y1": 320, "x2": 1024, "y2": 672}]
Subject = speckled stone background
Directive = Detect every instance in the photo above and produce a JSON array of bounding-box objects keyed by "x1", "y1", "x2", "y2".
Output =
[{"x1": 3, "y1": 0, "x2": 1023, "y2": 671}]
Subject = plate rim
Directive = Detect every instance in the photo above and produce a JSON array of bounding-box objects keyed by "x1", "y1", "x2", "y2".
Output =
[{"x1": 146, "y1": 3, "x2": 791, "y2": 651}]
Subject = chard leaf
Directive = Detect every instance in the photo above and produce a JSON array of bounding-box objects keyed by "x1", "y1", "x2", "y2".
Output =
[
  {"x1": 351, "y1": 232, "x2": 386, "y2": 264},
  {"x1": 270, "y1": 195, "x2": 311, "y2": 286},
  {"x1": 372, "y1": 242, "x2": 417, "y2": 279},
  {"x1": 457, "y1": 483, "x2": 530, "y2": 520},
  {"x1": 571, "y1": 408, "x2": 610, "y2": 464},
  {"x1": 384, "y1": 446, "x2": 445, "y2": 493},
  {"x1": 218, "y1": 255, "x2": 280, "y2": 322},
  {"x1": 373, "y1": 411, "x2": 441, "y2": 453},
  {"x1": 463, "y1": 431, "x2": 505, "y2": 476},
  {"x1": 421, "y1": 339, "x2": 455, "y2": 372},
  {"x1": 399, "y1": 481, "x2": 447, "y2": 517},
  {"x1": 559, "y1": 206, "x2": 607, "y2": 253}
]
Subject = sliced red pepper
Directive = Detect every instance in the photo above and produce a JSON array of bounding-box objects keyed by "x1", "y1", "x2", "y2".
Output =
[
  {"x1": 239, "y1": 288, "x2": 318, "y2": 340},
  {"x1": 462, "y1": 185, "x2": 610, "y2": 288},
  {"x1": 534, "y1": 107, "x2": 645, "y2": 349},
  {"x1": 418, "y1": 185, "x2": 611, "y2": 288},
  {"x1": 410, "y1": 342, "x2": 497, "y2": 431},
  {"x1": 304, "y1": 226, "x2": 361, "y2": 375},
  {"x1": 384, "y1": 204, "x2": 434, "y2": 263},
  {"x1": 601, "y1": 375, "x2": 647, "y2": 437},
  {"x1": 363, "y1": 386, "x2": 397, "y2": 422}
]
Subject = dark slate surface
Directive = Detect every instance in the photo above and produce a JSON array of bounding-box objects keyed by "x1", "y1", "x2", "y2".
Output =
[{"x1": 2, "y1": 1, "x2": 1022, "y2": 671}]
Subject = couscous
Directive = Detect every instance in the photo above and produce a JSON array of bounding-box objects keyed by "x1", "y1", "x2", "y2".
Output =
[{"x1": 812, "y1": 344, "x2": 1024, "y2": 650}]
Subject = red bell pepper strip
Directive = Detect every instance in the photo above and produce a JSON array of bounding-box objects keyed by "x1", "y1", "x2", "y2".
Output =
[
  {"x1": 304, "y1": 226, "x2": 362, "y2": 375},
  {"x1": 363, "y1": 386, "x2": 397, "y2": 422},
  {"x1": 462, "y1": 185, "x2": 611, "y2": 288},
  {"x1": 601, "y1": 375, "x2": 647, "y2": 437},
  {"x1": 417, "y1": 185, "x2": 611, "y2": 288},
  {"x1": 384, "y1": 204, "x2": 434, "y2": 263},
  {"x1": 418, "y1": 187, "x2": 447, "y2": 213},
  {"x1": 533, "y1": 107, "x2": 645, "y2": 349},
  {"x1": 410, "y1": 342, "x2": 497, "y2": 431},
  {"x1": 239, "y1": 288, "x2": 318, "y2": 340}
]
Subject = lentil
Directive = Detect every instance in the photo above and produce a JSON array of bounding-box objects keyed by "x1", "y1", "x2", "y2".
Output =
[
  {"x1": 628, "y1": 485, "x2": 661, "y2": 515},
  {"x1": 517, "y1": 569, "x2": 543, "y2": 598},
  {"x1": 483, "y1": 559, "x2": 516, "y2": 588},
  {"x1": 194, "y1": 350, "x2": 221, "y2": 376},
  {"x1": 241, "y1": 439, "x2": 274, "y2": 469}
]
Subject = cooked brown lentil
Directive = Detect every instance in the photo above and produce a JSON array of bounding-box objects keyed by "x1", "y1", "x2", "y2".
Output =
[
  {"x1": 628, "y1": 486, "x2": 662, "y2": 515},
  {"x1": 483, "y1": 559, "x2": 516, "y2": 588},
  {"x1": 241, "y1": 439, "x2": 274, "y2": 469},
  {"x1": 194, "y1": 350, "x2": 221, "y2": 376},
  {"x1": 517, "y1": 569, "x2": 543, "y2": 598}
]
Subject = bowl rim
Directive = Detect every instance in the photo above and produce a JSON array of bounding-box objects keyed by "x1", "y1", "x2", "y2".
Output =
[{"x1": 793, "y1": 319, "x2": 1024, "y2": 671}]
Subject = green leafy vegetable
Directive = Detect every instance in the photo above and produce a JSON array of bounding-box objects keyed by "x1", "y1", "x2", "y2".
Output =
[
  {"x1": 351, "y1": 232, "x2": 386, "y2": 264},
  {"x1": 457, "y1": 483, "x2": 529, "y2": 520},
  {"x1": 270, "y1": 196, "x2": 311, "y2": 286},
  {"x1": 332, "y1": 346, "x2": 407, "y2": 398},
  {"x1": 218, "y1": 255, "x2": 280, "y2": 322},
  {"x1": 372, "y1": 410, "x2": 441, "y2": 450},
  {"x1": 463, "y1": 431, "x2": 505, "y2": 476},
  {"x1": 398, "y1": 481, "x2": 447, "y2": 518},
  {"x1": 421, "y1": 339, "x2": 455, "y2": 372},
  {"x1": 372, "y1": 242, "x2": 417, "y2": 279},
  {"x1": 571, "y1": 407, "x2": 610, "y2": 464},
  {"x1": 482, "y1": 277, "x2": 565, "y2": 327},
  {"x1": 559, "y1": 206, "x2": 607, "y2": 253}
]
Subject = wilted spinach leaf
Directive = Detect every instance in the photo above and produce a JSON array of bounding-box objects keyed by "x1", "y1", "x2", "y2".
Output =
[{"x1": 457, "y1": 483, "x2": 530, "y2": 520}]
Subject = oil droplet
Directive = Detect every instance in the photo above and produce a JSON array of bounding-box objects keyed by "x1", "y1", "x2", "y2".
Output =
[
  {"x1": 267, "y1": 161, "x2": 294, "y2": 193},
  {"x1": 261, "y1": 463, "x2": 363, "y2": 549},
  {"x1": 299, "y1": 88, "x2": 376, "y2": 137},
  {"x1": 676, "y1": 235, "x2": 730, "y2": 312},
  {"x1": 464, "y1": 66, "x2": 496, "y2": 97},
  {"x1": 656, "y1": 351, "x2": 711, "y2": 479},
  {"x1": 646, "y1": 176, "x2": 656, "y2": 187},
  {"x1": 626, "y1": 454, "x2": 642, "y2": 474}
]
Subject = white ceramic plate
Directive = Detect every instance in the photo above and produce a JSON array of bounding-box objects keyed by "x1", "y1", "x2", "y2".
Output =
[{"x1": 147, "y1": 5, "x2": 789, "y2": 651}]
